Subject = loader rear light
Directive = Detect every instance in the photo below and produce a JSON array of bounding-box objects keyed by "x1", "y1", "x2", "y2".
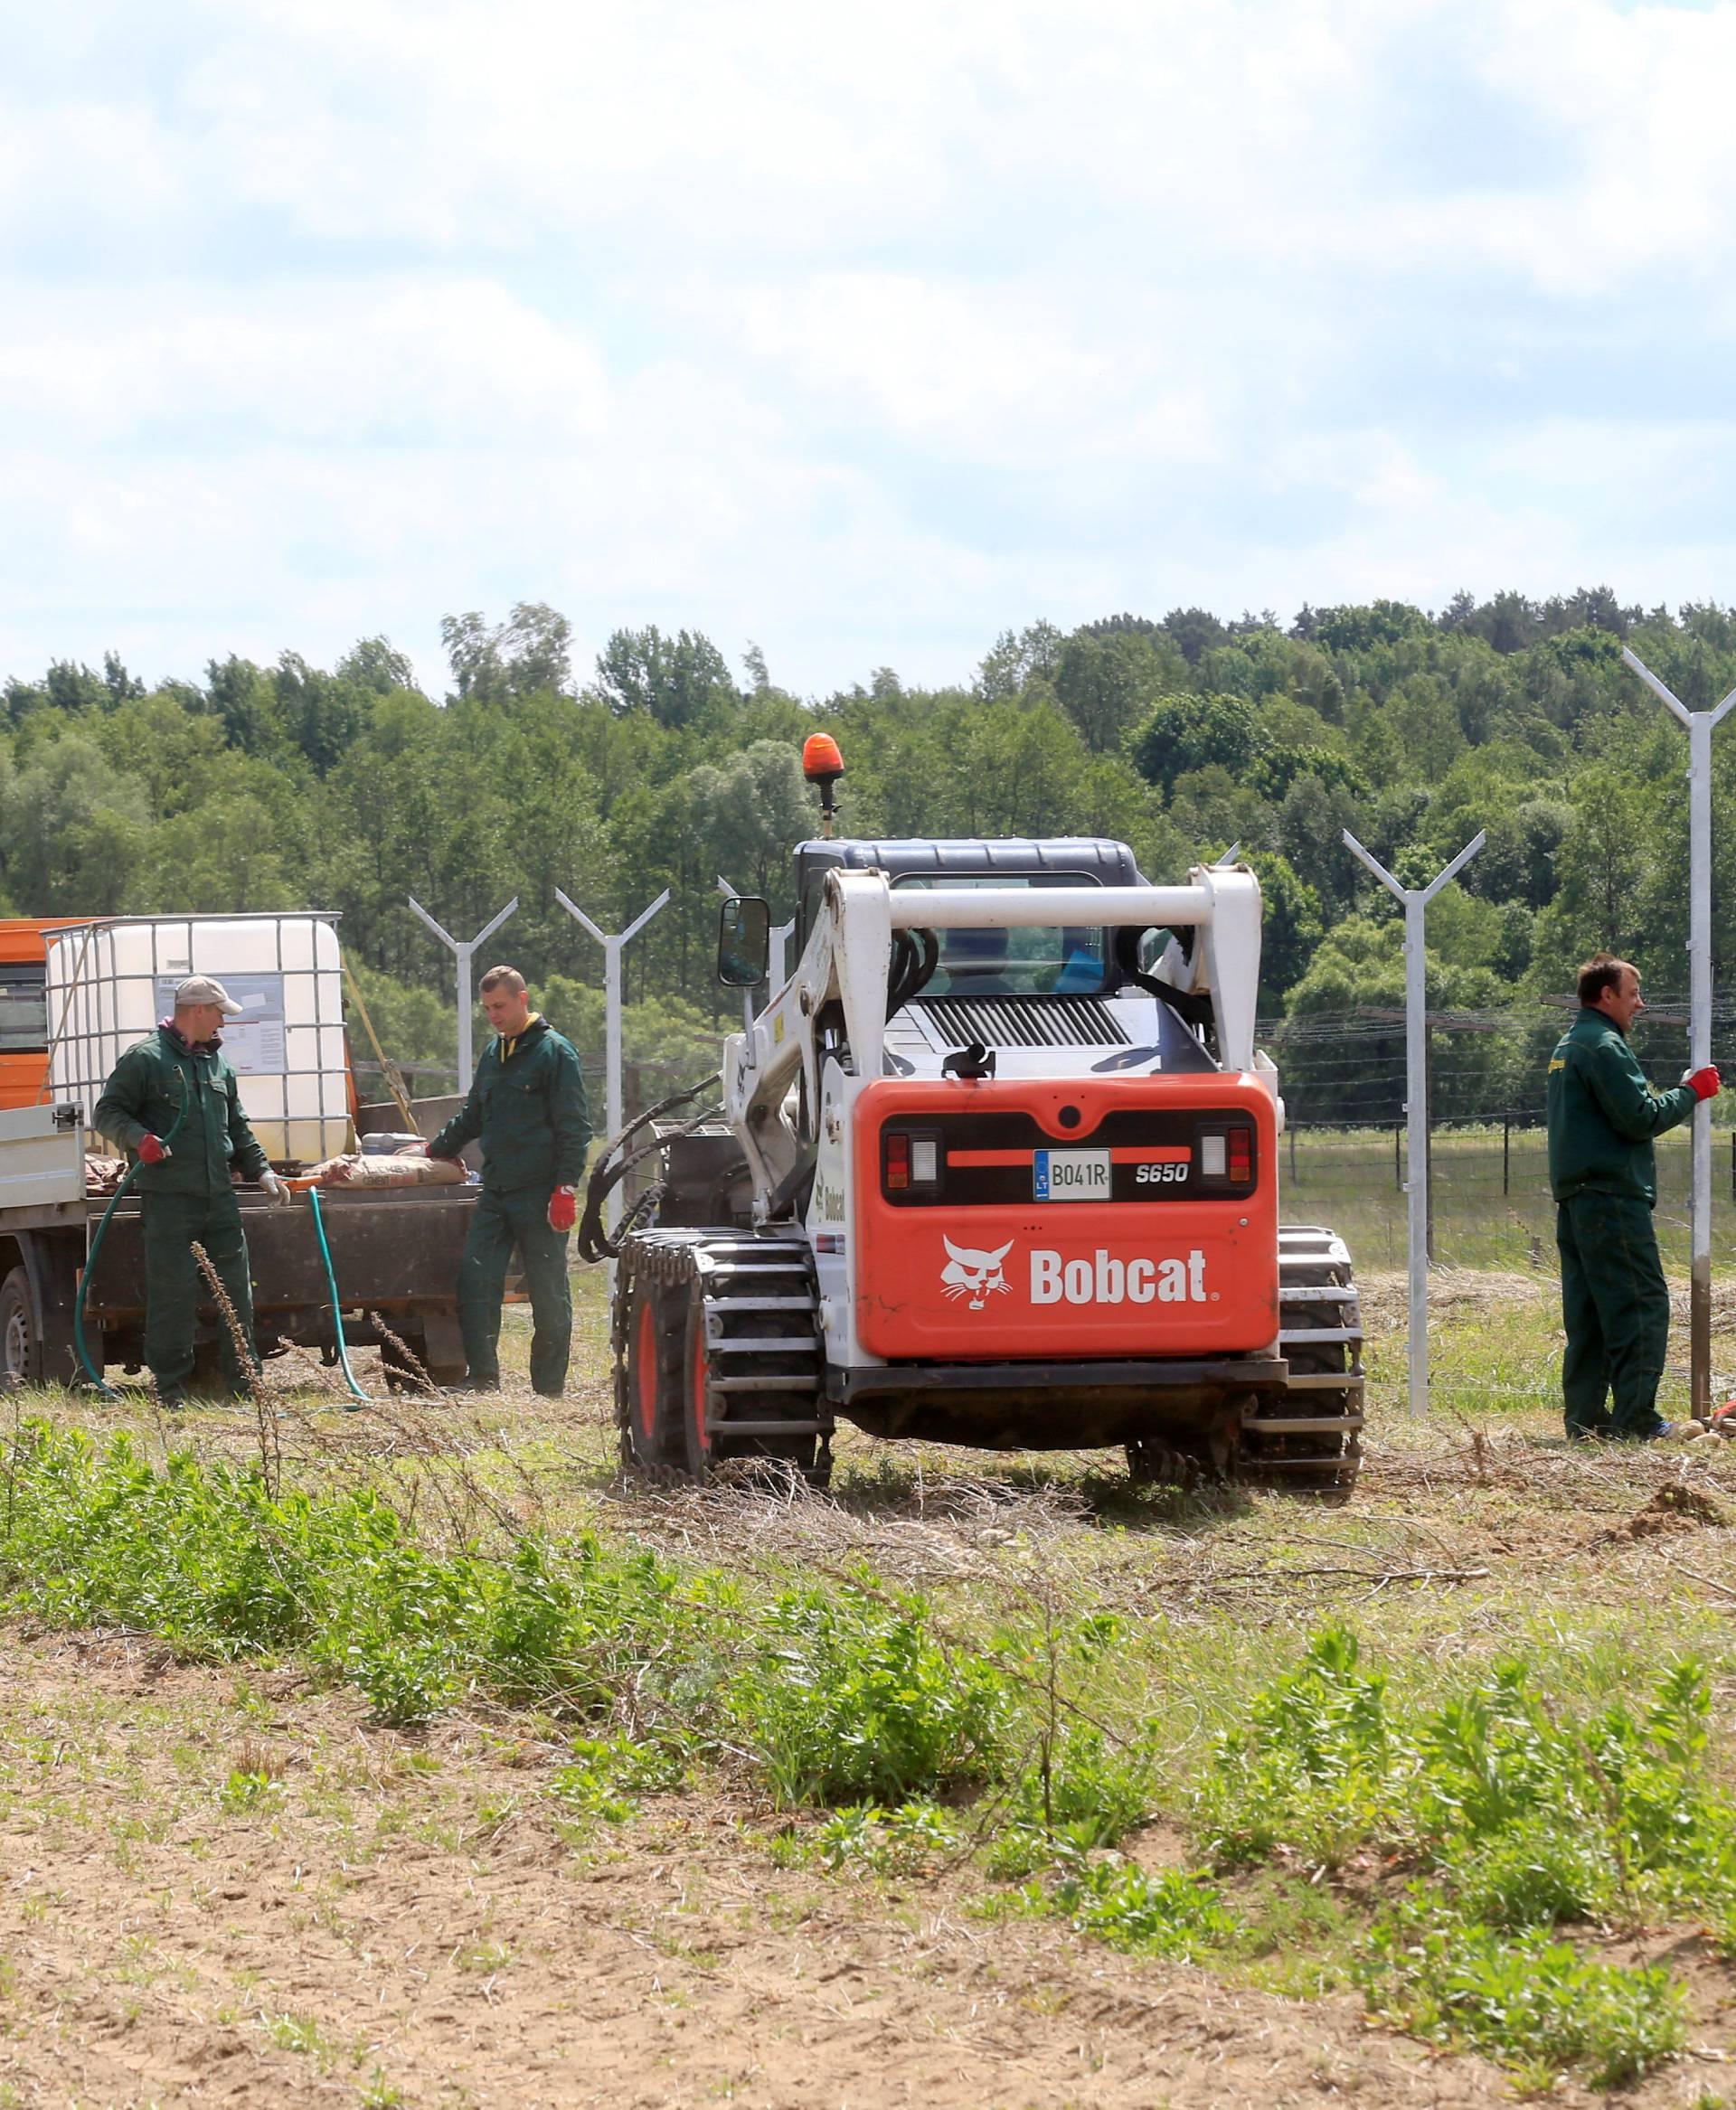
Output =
[
  {"x1": 882, "y1": 1128, "x2": 940, "y2": 1194},
  {"x1": 1195, "y1": 1125, "x2": 1255, "y2": 1189}
]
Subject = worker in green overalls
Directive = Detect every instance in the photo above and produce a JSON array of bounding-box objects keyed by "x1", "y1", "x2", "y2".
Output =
[
  {"x1": 1546, "y1": 954, "x2": 1722, "y2": 1442},
  {"x1": 426, "y1": 966, "x2": 591, "y2": 1398},
  {"x1": 93, "y1": 975, "x2": 291, "y2": 1407}
]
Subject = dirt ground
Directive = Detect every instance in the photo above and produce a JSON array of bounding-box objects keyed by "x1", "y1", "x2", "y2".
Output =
[{"x1": 0, "y1": 1628, "x2": 1556, "y2": 2110}]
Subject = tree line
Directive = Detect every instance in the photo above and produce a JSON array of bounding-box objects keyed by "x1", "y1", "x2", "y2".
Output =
[{"x1": 5, "y1": 591, "x2": 1732, "y2": 1116}]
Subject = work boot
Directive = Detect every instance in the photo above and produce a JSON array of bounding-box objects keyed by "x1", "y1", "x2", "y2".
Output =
[
  {"x1": 1632, "y1": 1420, "x2": 1709, "y2": 1444},
  {"x1": 443, "y1": 1373, "x2": 501, "y2": 1398}
]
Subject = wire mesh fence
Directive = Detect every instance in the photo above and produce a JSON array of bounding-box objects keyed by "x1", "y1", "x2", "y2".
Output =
[
  {"x1": 1278, "y1": 1119, "x2": 1736, "y2": 1274},
  {"x1": 1266, "y1": 995, "x2": 1736, "y2": 1276}
]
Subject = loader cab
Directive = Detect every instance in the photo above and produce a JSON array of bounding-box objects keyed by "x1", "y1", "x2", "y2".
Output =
[{"x1": 793, "y1": 837, "x2": 1145, "y2": 999}]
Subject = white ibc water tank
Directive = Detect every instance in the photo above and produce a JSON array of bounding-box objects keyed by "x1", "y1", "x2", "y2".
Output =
[{"x1": 45, "y1": 915, "x2": 353, "y2": 1167}]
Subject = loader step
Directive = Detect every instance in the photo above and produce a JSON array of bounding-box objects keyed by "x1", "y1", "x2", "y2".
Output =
[
  {"x1": 707, "y1": 1372, "x2": 821, "y2": 1393},
  {"x1": 1243, "y1": 1414, "x2": 1367, "y2": 1436},
  {"x1": 705, "y1": 1418, "x2": 831, "y2": 1437},
  {"x1": 1279, "y1": 1325, "x2": 1363, "y2": 1347},
  {"x1": 706, "y1": 1333, "x2": 822, "y2": 1354},
  {"x1": 1282, "y1": 1371, "x2": 1366, "y2": 1391}
]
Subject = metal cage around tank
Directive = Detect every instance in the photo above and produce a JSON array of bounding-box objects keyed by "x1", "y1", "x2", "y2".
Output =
[{"x1": 44, "y1": 913, "x2": 353, "y2": 1168}]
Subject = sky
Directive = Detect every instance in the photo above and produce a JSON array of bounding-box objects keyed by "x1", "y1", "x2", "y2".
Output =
[{"x1": 3, "y1": 0, "x2": 1735, "y2": 701}]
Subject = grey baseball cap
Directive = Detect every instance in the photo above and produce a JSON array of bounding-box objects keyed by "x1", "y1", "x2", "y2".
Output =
[{"x1": 175, "y1": 975, "x2": 243, "y2": 1015}]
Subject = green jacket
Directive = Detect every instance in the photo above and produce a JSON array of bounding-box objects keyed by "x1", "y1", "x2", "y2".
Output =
[
  {"x1": 1545, "y1": 1006, "x2": 1695, "y2": 1207},
  {"x1": 430, "y1": 1015, "x2": 591, "y2": 1194},
  {"x1": 93, "y1": 1024, "x2": 270, "y2": 1196}
]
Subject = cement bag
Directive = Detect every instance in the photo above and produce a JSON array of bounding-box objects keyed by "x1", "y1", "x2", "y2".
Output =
[{"x1": 304, "y1": 1153, "x2": 468, "y2": 1191}]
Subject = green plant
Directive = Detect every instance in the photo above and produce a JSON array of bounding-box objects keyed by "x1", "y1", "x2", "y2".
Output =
[
  {"x1": 550, "y1": 1733, "x2": 683, "y2": 1826},
  {"x1": 218, "y1": 1767, "x2": 282, "y2": 1814},
  {"x1": 727, "y1": 1583, "x2": 1010, "y2": 1806},
  {"x1": 266, "y1": 2011, "x2": 330, "y2": 2058},
  {"x1": 1194, "y1": 1625, "x2": 1399, "y2": 1871},
  {"x1": 1041, "y1": 1859, "x2": 1242, "y2": 1962},
  {"x1": 810, "y1": 1800, "x2": 959, "y2": 1876},
  {"x1": 1364, "y1": 1913, "x2": 1685, "y2": 2089}
]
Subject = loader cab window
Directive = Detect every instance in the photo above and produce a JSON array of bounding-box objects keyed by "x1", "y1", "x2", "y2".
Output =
[
  {"x1": 892, "y1": 873, "x2": 1109, "y2": 998},
  {"x1": 0, "y1": 963, "x2": 47, "y2": 1052}
]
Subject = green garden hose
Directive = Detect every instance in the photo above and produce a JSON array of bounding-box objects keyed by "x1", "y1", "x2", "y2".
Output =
[
  {"x1": 74, "y1": 1078, "x2": 190, "y2": 1399},
  {"x1": 307, "y1": 1186, "x2": 373, "y2": 1409}
]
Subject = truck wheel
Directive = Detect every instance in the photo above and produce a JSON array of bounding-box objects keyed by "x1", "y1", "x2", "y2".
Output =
[
  {"x1": 619, "y1": 1273, "x2": 683, "y2": 1474},
  {"x1": 1, "y1": 1267, "x2": 42, "y2": 1387}
]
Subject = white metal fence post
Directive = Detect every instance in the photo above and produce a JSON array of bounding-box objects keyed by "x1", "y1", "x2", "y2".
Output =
[
  {"x1": 554, "y1": 888, "x2": 671, "y2": 1244},
  {"x1": 1342, "y1": 830, "x2": 1486, "y2": 1417},
  {"x1": 407, "y1": 896, "x2": 519, "y2": 1091},
  {"x1": 1620, "y1": 646, "x2": 1736, "y2": 1422}
]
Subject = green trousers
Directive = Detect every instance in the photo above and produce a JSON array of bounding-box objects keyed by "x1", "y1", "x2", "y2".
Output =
[
  {"x1": 1556, "y1": 1192, "x2": 1671, "y2": 1439},
  {"x1": 457, "y1": 1186, "x2": 572, "y2": 1398},
  {"x1": 142, "y1": 1189, "x2": 259, "y2": 1399}
]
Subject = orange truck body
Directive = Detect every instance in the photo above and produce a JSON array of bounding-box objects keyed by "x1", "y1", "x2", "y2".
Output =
[{"x1": 0, "y1": 919, "x2": 89, "y2": 1114}]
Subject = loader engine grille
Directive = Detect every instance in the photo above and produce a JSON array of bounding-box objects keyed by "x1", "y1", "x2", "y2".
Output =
[{"x1": 913, "y1": 996, "x2": 1128, "y2": 1050}]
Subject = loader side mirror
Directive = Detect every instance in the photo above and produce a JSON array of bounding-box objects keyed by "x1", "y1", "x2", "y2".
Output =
[{"x1": 717, "y1": 897, "x2": 770, "y2": 987}]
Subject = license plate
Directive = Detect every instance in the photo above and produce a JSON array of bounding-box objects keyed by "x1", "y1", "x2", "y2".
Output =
[{"x1": 1033, "y1": 1148, "x2": 1111, "y2": 1201}]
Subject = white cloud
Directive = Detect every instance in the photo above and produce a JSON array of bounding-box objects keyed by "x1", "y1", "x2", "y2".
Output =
[{"x1": 4, "y1": 0, "x2": 1736, "y2": 697}]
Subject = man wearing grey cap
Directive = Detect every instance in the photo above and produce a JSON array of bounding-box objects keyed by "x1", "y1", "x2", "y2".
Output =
[{"x1": 93, "y1": 975, "x2": 290, "y2": 1407}]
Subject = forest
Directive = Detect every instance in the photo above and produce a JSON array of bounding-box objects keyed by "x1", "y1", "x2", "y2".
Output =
[{"x1": 4, "y1": 589, "x2": 1731, "y2": 1122}]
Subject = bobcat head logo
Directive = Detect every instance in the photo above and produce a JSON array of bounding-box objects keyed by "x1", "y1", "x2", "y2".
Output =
[{"x1": 941, "y1": 1236, "x2": 1014, "y2": 1312}]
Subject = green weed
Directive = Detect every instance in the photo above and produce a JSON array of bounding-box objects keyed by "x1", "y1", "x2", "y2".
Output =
[
  {"x1": 1364, "y1": 1915, "x2": 1685, "y2": 2089},
  {"x1": 809, "y1": 1800, "x2": 960, "y2": 1876},
  {"x1": 550, "y1": 1732, "x2": 683, "y2": 1826},
  {"x1": 725, "y1": 1582, "x2": 1010, "y2": 1806},
  {"x1": 218, "y1": 1768, "x2": 282, "y2": 1815},
  {"x1": 1183, "y1": 1625, "x2": 1732, "y2": 2083},
  {"x1": 1040, "y1": 1859, "x2": 1243, "y2": 1962}
]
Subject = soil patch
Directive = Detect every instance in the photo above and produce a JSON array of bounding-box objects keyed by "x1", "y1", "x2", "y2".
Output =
[
  {"x1": 1601, "y1": 1481, "x2": 1730, "y2": 1543},
  {"x1": 0, "y1": 1629, "x2": 1573, "y2": 2110}
]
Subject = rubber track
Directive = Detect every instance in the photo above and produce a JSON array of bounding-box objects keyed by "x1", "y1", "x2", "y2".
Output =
[
  {"x1": 1245, "y1": 1224, "x2": 1364, "y2": 1492},
  {"x1": 614, "y1": 1229, "x2": 832, "y2": 1480}
]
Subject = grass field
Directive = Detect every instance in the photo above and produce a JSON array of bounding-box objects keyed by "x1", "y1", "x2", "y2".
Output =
[{"x1": 5, "y1": 1269, "x2": 1736, "y2": 2105}]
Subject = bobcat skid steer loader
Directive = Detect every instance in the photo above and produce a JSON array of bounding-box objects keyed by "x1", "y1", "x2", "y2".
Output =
[{"x1": 591, "y1": 746, "x2": 1362, "y2": 1493}]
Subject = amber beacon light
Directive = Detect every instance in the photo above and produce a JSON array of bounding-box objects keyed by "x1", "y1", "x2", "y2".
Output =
[{"x1": 802, "y1": 733, "x2": 845, "y2": 836}]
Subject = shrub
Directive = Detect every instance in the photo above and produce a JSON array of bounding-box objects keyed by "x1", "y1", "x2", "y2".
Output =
[
  {"x1": 727, "y1": 1584, "x2": 1011, "y2": 1806},
  {"x1": 1043, "y1": 1860, "x2": 1242, "y2": 1963}
]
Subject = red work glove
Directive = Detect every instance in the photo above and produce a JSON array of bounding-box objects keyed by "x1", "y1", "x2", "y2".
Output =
[
  {"x1": 1686, "y1": 1066, "x2": 1722, "y2": 1102},
  {"x1": 547, "y1": 1183, "x2": 577, "y2": 1233},
  {"x1": 137, "y1": 1134, "x2": 168, "y2": 1163}
]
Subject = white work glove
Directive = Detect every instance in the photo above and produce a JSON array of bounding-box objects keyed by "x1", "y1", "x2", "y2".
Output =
[{"x1": 259, "y1": 1170, "x2": 293, "y2": 1206}]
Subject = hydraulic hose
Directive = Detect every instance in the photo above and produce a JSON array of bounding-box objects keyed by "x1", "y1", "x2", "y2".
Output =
[
  {"x1": 307, "y1": 1186, "x2": 373, "y2": 1409},
  {"x1": 75, "y1": 1079, "x2": 191, "y2": 1399}
]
